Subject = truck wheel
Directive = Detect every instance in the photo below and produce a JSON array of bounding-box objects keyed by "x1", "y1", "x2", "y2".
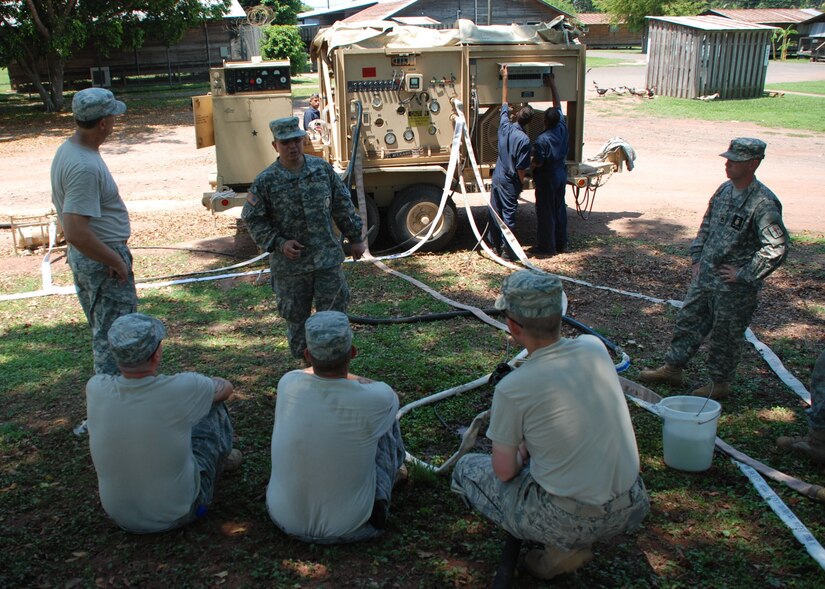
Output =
[
  {"x1": 343, "y1": 194, "x2": 380, "y2": 254},
  {"x1": 388, "y1": 184, "x2": 457, "y2": 252}
]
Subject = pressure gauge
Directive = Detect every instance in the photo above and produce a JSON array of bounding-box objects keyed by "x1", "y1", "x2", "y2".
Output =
[
  {"x1": 384, "y1": 131, "x2": 397, "y2": 146},
  {"x1": 403, "y1": 129, "x2": 415, "y2": 142},
  {"x1": 372, "y1": 96, "x2": 382, "y2": 108},
  {"x1": 429, "y1": 100, "x2": 441, "y2": 114}
]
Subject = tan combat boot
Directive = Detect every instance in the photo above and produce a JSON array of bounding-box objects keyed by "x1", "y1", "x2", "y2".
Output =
[
  {"x1": 523, "y1": 544, "x2": 594, "y2": 580},
  {"x1": 690, "y1": 382, "x2": 730, "y2": 400},
  {"x1": 638, "y1": 364, "x2": 684, "y2": 387},
  {"x1": 777, "y1": 430, "x2": 825, "y2": 464}
]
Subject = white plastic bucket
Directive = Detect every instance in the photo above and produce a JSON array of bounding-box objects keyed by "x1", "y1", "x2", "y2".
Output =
[{"x1": 658, "y1": 395, "x2": 722, "y2": 472}]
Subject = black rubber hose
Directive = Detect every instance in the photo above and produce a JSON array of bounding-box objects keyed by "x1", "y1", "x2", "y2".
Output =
[{"x1": 342, "y1": 100, "x2": 363, "y2": 187}]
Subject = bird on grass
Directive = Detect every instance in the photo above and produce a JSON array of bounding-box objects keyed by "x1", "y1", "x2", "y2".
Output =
[{"x1": 592, "y1": 81, "x2": 610, "y2": 96}]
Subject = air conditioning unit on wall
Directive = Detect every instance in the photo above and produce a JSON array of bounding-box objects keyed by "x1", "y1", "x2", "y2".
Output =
[{"x1": 90, "y1": 67, "x2": 111, "y2": 88}]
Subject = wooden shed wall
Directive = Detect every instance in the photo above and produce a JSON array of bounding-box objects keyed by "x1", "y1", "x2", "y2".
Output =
[
  {"x1": 646, "y1": 22, "x2": 771, "y2": 99},
  {"x1": 9, "y1": 21, "x2": 243, "y2": 91},
  {"x1": 581, "y1": 23, "x2": 640, "y2": 48}
]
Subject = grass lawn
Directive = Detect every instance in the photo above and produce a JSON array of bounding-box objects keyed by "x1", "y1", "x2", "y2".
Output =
[
  {"x1": 586, "y1": 56, "x2": 642, "y2": 67},
  {"x1": 601, "y1": 92, "x2": 825, "y2": 132},
  {"x1": 764, "y1": 80, "x2": 825, "y2": 95}
]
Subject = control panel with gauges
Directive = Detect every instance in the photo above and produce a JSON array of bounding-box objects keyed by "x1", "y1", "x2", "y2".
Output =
[
  {"x1": 210, "y1": 60, "x2": 291, "y2": 96},
  {"x1": 334, "y1": 47, "x2": 465, "y2": 166}
]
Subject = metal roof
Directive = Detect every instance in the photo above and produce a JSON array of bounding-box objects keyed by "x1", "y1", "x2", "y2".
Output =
[
  {"x1": 392, "y1": 16, "x2": 441, "y2": 25},
  {"x1": 342, "y1": 0, "x2": 419, "y2": 23},
  {"x1": 576, "y1": 13, "x2": 616, "y2": 26},
  {"x1": 647, "y1": 15, "x2": 777, "y2": 32},
  {"x1": 342, "y1": 0, "x2": 571, "y2": 24},
  {"x1": 298, "y1": 1, "x2": 378, "y2": 19},
  {"x1": 701, "y1": 8, "x2": 821, "y2": 25}
]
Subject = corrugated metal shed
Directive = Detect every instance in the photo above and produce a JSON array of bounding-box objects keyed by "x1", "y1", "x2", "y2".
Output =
[{"x1": 646, "y1": 16, "x2": 776, "y2": 99}]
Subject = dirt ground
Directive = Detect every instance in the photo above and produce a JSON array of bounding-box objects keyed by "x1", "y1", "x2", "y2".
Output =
[{"x1": 1, "y1": 60, "x2": 824, "y2": 261}]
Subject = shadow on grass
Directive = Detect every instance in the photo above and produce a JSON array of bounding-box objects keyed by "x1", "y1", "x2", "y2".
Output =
[{"x1": 1, "y1": 212, "x2": 824, "y2": 587}]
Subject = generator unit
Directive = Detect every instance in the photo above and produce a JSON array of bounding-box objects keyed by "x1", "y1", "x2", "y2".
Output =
[
  {"x1": 193, "y1": 60, "x2": 293, "y2": 208},
  {"x1": 307, "y1": 19, "x2": 612, "y2": 250}
]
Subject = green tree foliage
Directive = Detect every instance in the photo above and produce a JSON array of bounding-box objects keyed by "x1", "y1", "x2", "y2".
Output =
[
  {"x1": 260, "y1": 25, "x2": 307, "y2": 73},
  {"x1": 0, "y1": 1, "x2": 230, "y2": 113},
  {"x1": 772, "y1": 25, "x2": 798, "y2": 60},
  {"x1": 551, "y1": 0, "x2": 580, "y2": 16},
  {"x1": 595, "y1": 0, "x2": 704, "y2": 31},
  {"x1": 259, "y1": 0, "x2": 305, "y2": 24}
]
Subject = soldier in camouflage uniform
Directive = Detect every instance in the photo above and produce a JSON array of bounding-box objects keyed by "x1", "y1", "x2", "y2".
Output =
[
  {"x1": 452, "y1": 271, "x2": 649, "y2": 582},
  {"x1": 777, "y1": 349, "x2": 825, "y2": 463},
  {"x1": 51, "y1": 88, "x2": 139, "y2": 382},
  {"x1": 639, "y1": 138, "x2": 788, "y2": 400},
  {"x1": 242, "y1": 117, "x2": 365, "y2": 359}
]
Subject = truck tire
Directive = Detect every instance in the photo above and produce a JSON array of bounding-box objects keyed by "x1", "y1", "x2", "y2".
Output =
[
  {"x1": 388, "y1": 184, "x2": 458, "y2": 252},
  {"x1": 342, "y1": 194, "x2": 380, "y2": 255}
]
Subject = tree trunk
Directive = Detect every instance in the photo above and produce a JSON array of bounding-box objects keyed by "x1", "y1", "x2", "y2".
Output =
[
  {"x1": 12, "y1": 46, "x2": 66, "y2": 112},
  {"x1": 47, "y1": 55, "x2": 66, "y2": 112}
]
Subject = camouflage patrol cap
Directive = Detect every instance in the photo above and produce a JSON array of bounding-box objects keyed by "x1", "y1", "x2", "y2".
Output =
[
  {"x1": 495, "y1": 270, "x2": 564, "y2": 318},
  {"x1": 720, "y1": 137, "x2": 766, "y2": 161},
  {"x1": 270, "y1": 116, "x2": 307, "y2": 141},
  {"x1": 72, "y1": 88, "x2": 127, "y2": 122},
  {"x1": 107, "y1": 313, "x2": 166, "y2": 367},
  {"x1": 305, "y1": 311, "x2": 353, "y2": 361}
]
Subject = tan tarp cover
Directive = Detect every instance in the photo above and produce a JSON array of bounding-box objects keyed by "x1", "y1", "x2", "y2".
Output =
[{"x1": 310, "y1": 17, "x2": 576, "y2": 62}]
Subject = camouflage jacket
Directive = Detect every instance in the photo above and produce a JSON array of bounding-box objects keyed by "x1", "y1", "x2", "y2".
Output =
[
  {"x1": 242, "y1": 155, "x2": 363, "y2": 275},
  {"x1": 690, "y1": 177, "x2": 788, "y2": 290}
]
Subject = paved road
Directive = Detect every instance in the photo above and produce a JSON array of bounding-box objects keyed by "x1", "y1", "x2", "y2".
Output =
[{"x1": 585, "y1": 50, "x2": 825, "y2": 90}]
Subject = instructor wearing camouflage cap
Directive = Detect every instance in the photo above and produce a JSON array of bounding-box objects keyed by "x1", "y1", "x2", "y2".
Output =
[
  {"x1": 51, "y1": 88, "x2": 138, "y2": 381},
  {"x1": 242, "y1": 117, "x2": 366, "y2": 360},
  {"x1": 51, "y1": 87, "x2": 138, "y2": 435},
  {"x1": 640, "y1": 138, "x2": 788, "y2": 400},
  {"x1": 452, "y1": 270, "x2": 649, "y2": 583}
]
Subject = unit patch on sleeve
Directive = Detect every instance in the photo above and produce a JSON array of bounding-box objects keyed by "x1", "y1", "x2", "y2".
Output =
[{"x1": 766, "y1": 223, "x2": 785, "y2": 239}]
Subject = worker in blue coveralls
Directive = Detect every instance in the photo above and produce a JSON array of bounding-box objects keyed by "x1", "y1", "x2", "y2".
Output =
[
  {"x1": 531, "y1": 72, "x2": 569, "y2": 256},
  {"x1": 486, "y1": 65, "x2": 533, "y2": 261}
]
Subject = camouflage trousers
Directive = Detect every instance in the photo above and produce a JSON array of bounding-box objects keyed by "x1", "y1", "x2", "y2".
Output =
[
  {"x1": 272, "y1": 266, "x2": 350, "y2": 358},
  {"x1": 807, "y1": 349, "x2": 825, "y2": 432},
  {"x1": 288, "y1": 419, "x2": 406, "y2": 544},
  {"x1": 664, "y1": 281, "x2": 759, "y2": 383},
  {"x1": 451, "y1": 454, "x2": 650, "y2": 550},
  {"x1": 68, "y1": 244, "x2": 138, "y2": 375},
  {"x1": 171, "y1": 402, "x2": 235, "y2": 529}
]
